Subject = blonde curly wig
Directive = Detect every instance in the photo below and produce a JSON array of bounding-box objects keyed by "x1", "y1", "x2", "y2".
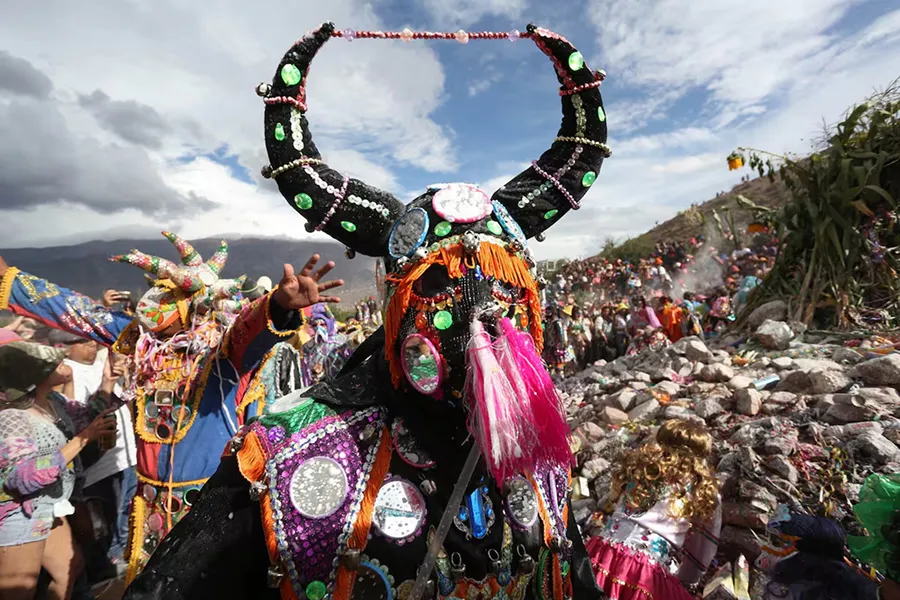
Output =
[{"x1": 609, "y1": 419, "x2": 719, "y2": 521}]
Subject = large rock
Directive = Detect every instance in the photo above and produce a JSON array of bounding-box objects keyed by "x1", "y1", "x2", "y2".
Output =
[
  {"x1": 762, "y1": 430, "x2": 798, "y2": 456},
  {"x1": 722, "y1": 502, "x2": 768, "y2": 529},
  {"x1": 720, "y1": 526, "x2": 763, "y2": 559},
  {"x1": 654, "y1": 381, "x2": 682, "y2": 397},
  {"x1": 628, "y1": 399, "x2": 661, "y2": 422},
  {"x1": 581, "y1": 457, "x2": 611, "y2": 481},
  {"x1": 853, "y1": 431, "x2": 900, "y2": 465},
  {"x1": 747, "y1": 300, "x2": 788, "y2": 330},
  {"x1": 727, "y1": 375, "x2": 754, "y2": 391},
  {"x1": 772, "y1": 357, "x2": 794, "y2": 370},
  {"x1": 701, "y1": 363, "x2": 735, "y2": 383},
  {"x1": 775, "y1": 370, "x2": 812, "y2": 393},
  {"x1": 683, "y1": 339, "x2": 713, "y2": 363},
  {"x1": 765, "y1": 455, "x2": 799, "y2": 484},
  {"x1": 606, "y1": 389, "x2": 637, "y2": 412},
  {"x1": 832, "y1": 347, "x2": 864, "y2": 365},
  {"x1": 662, "y1": 406, "x2": 697, "y2": 421},
  {"x1": 858, "y1": 387, "x2": 900, "y2": 405},
  {"x1": 735, "y1": 388, "x2": 763, "y2": 416},
  {"x1": 853, "y1": 354, "x2": 900, "y2": 386},
  {"x1": 754, "y1": 320, "x2": 795, "y2": 350},
  {"x1": 600, "y1": 406, "x2": 629, "y2": 426},
  {"x1": 807, "y1": 369, "x2": 852, "y2": 395},
  {"x1": 579, "y1": 422, "x2": 606, "y2": 442},
  {"x1": 823, "y1": 400, "x2": 883, "y2": 424},
  {"x1": 694, "y1": 398, "x2": 725, "y2": 419}
]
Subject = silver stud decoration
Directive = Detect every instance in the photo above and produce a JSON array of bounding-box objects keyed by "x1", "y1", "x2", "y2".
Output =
[{"x1": 256, "y1": 83, "x2": 271, "y2": 97}]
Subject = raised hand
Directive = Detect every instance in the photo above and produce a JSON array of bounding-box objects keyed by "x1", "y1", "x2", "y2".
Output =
[
  {"x1": 272, "y1": 254, "x2": 344, "y2": 311},
  {"x1": 102, "y1": 289, "x2": 131, "y2": 308}
]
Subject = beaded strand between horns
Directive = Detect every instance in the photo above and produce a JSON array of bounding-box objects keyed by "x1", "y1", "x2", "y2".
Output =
[{"x1": 332, "y1": 29, "x2": 530, "y2": 43}]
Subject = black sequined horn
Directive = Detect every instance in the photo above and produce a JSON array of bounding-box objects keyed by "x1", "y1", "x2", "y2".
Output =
[
  {"x1": 490, "y1": 25, "x2": 610, "y2": 240},
  {"x1": 261, "y1": 22, "x2": 406, "y2": 256}
]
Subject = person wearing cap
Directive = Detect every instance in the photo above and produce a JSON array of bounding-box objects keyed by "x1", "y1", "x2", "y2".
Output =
[
  {"x1": 0, "y1": 331, "x2": 119, "y2": 599},
  {"x1": 47, "y1": 327, "x2": 137, "y2": 580}
]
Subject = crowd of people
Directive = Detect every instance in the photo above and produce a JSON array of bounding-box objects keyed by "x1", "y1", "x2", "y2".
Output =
[{"x1": 541, "y1": 234, "x2": 779, "y2": 376}]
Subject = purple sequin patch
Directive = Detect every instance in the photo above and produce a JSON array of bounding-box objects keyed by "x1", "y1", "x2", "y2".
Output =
[{"x1": 260, "y1": 407, "x2": 386, "y2": 597}]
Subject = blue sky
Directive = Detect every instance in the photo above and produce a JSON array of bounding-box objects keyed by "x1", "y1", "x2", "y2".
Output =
[{"x1": 0, "y1": 0, "x2": 899, "y2": 259}]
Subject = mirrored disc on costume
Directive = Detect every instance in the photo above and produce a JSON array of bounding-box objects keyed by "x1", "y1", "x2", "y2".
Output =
[
  {"x1": 388, "y1": 208, "x2": 429, "y2": 259},
  {"x1": 144, "y1": 402, "x2": 159, "y2": 419},
  {"x1": 350, "y1": 562, "x2": 394, "y2": 600},
  {"x1": 289, "y1": 456, "x2": 349, "y2": 518},
  {"x1": 492, "y1": 201, "x2": 526, "y2": 242},
  {"x1": 171, "y1": 404, "x2": 192, "y2": 423},
  {"x1": 142, "y1": 484, "x2": 157, "y2": 503},
  {"x1": 155, "y1": 390, "x2": 173, "y2": 406},
  {"x1": 146, "y1": 512, "x2": 164, "y2": 533},
  {"x1": 183, "y1": 487, "x2": 201, "y2": 507},
  {"x1": 392, "y1": 420, "x2": 435, "y2": 469},
  {"x1": 432, "y1": 184, "x2": 492, "y2": 223},
  {"x1": 162, "y1": 493, "x2": 182, "y2": 514},
  {"x1": 400, "y1": 334, "x2": 443, "y2": 396},
  {"x1": 506, "y1": 476, "x2": 538, "y2": 529},
  {"x1": 372, "y1": 479, "x2": 426, "y2": 541},
  {"x1": 156, "y1": 422, "x2": 172, "y2": 440}
]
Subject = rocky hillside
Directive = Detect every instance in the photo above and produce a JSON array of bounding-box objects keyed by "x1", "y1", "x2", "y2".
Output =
[{"x1": 564, "y1": 302, "x2": 899, "y2": 595}]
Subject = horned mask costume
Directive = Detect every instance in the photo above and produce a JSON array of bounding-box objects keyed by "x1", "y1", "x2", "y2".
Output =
[
  {"x1": 124, "y1": 22, "x2": 610, "y2": 600},
  {"x1": 111, "y1": 232, "x2": 246, "y2": 331}
]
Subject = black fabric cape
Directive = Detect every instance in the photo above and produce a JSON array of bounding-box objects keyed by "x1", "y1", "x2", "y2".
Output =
[{"x1": 125, "y1": 334, "x2": 604, "y2": 600}]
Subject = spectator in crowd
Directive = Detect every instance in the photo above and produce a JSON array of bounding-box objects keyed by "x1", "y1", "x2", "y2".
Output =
[{"x1": 0, "y1": 331, "x2": 119, "y2": 600}]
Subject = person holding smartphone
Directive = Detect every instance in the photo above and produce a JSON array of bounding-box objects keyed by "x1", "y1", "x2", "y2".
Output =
[{"x1": 0, "y1": 330, "x2": 120, "y2": 600}]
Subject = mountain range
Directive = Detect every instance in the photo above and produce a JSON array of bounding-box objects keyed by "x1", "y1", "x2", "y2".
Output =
[{"x1": 0, "y1": 237, "x2": 377, "y2": 305}]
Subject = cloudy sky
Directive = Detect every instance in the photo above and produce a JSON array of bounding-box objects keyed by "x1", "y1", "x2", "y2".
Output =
[{"x1": 1, "y1": 0, "x2": 899, "y2": 260}]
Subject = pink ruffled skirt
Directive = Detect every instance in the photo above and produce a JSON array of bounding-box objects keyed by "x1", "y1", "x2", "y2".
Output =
[{"x1": 586, "y1": 536, "x2": 694, "y2": 600}]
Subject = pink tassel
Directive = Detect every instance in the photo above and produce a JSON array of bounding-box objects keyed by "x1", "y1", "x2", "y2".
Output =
[
  {"x1": 465, "y1": 320, "x2": 534, "y2": 483},
  {"x1": 495, "y1": 318, "x2": 573, "y2": 470}
]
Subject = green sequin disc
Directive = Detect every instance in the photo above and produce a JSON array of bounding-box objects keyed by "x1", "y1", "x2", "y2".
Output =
[
  {"x1": 294, "y1": 193, "x2": 313, "y2": 210},
  {"x1": 433, "y1": 310, "x2": 453, "y2": 330},
  {"x1": 486, "y1": 220, "x2": 502, "y2": 236},
  {"x1": 280, "y1": 64, "x2": 302, "y2": 86},
  {"x1": 582, "y1": 171, "x2": 597, "y2": 187},
  {"x1": 567, "y1": 52, "x2": 584, "y2": 71},
  {"x1": 305, "y1": 580, "x2": 327, "y2": 600},
  {"x1": 598, "y1": 106, "x2": 606, "y2": 122},
  {"x1": 341, "y1": 221, "x2": 357, "y2": 232},
  {"x1": 543, "y1": 209, "x2": 559, "y2": 220},
  {"x1": 434, "y1": 221, "x2": 452, "y2": 237},
  {"x1": 274, "y1": 123, "x2": 286, "y2": 141}
]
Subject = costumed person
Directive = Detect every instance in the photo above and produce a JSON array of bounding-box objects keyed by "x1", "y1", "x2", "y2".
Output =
[
  {"x1": 300, "y1": 303, "x2": 354, "y2": 386},
  {"x1": 658, "y1": 295, "x2": 684, "y2": 343},
  {"x1": 757, "y1": 505, "x2": 880, "y2": 600},
  {"x1": 0, "y1": 330, "x2": 119, "y2": 599},
  {"x1": 0, "y1": 239, "x2": 344, "y2": 583},
  {"x1": 125, "y1": 21, "x2": 610, "y2": 600},
  {"x1": 586, "y1": 419, "x2": 722, "y2": 599}
]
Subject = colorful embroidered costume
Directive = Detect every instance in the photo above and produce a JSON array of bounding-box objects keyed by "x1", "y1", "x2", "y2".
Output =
[
  {"x1": 126, "y1": 22, "x2": 609, "y2": 600},
  {"x1": 0, "y1": 235, "x2": 302, "y2": 581}
]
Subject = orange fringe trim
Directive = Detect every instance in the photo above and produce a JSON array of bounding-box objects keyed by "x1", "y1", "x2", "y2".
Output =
[
  {"x1": 0, "y1": 267, "x2": 19, "y2": 311},
  {"x1": 530, "y1": 470, "x2": 572, "y2": 600},
  {"x1": 333, "y1": 427, "x2": 393, "y2": 600},
  {"x1": 235, "y1": 430, "x2": 300, "y2": 599},
  {"x1": 384, "y1": 242, "x2": 543, "y2": 387}
]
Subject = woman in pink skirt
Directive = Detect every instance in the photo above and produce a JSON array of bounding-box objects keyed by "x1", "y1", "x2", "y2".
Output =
[{"x1": 586, "y1": 419, "x2": 722, "y2": 599}]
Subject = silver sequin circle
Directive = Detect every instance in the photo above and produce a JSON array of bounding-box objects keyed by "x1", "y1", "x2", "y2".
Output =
[
  {"x1": 431, "y1": 183, "x2": 492, "y2": 223},
  {"x1": 289, "y1": 456, "x2": 349, "y2": 519},
  {"x1": 372, "y1": 479, "x2": 426, "y2": 540},
  {"x1": 506, "y1": 476, "x2": 538, "y2": 528}
]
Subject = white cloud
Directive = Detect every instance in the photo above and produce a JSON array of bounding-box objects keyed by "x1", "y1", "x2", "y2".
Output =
[
  {"x1": 590, "y1": 0, "x2": 878, "y2": 127},
  {"x1": 421, "y1": 0, "x2": 526, "y2": 27}
]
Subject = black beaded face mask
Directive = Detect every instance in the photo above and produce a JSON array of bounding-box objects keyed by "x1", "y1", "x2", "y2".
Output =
[{"x1": 261, "y1": 22, "x2": 610, "y2": 393}]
